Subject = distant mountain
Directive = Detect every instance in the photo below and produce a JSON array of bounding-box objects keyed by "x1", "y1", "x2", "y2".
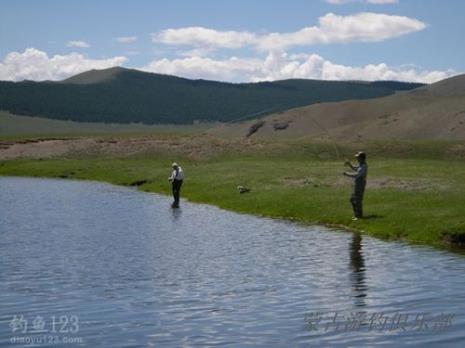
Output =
[
  {"x1": 0, "y1": 67, "x2": 424, "y2": 124},
  {"x1": 209, "y1": 74, "x2": 465, "y2": 141},
  {"x1": 61, "y1": 66, "x2": 126, "y2": 85},
  {"x1": 412, "y1": 74, "x2": 465, "y2": 97}
]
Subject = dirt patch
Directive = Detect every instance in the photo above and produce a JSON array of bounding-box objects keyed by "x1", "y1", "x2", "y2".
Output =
[
  {"x1": 368, "y1": 177, "x2": 450, "y2": 191},
  {"x1": 246, "y1": 121, "x2": 265, "y2": 138},
  {"x1": 279, "y1": 176, "x2": 320, "y2": 187},
  {"x1": 273, "y1": 120, "x2": 291, "y2": 131},
  {"x1": 277, "y1": 175, "x2": 449, "y2": 191},
  {"x1": 332, "y1": 177, "x2": 450, "y2": 191},
  {"x1": 0, "y1": 136, "x2": 275, "y2": 161},
  {"x1": 0, "y1": 139, "x2": 94, "y2": 159},
  {"x1": 446, "y1": 143, "x2": 465, "y2": 159}
]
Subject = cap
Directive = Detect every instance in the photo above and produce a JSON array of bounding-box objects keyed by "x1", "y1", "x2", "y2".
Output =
[
  {"x1": 354, "y1": 152, "x2": 366, "y2": 160},
  {"x1": 172, "y1": 162, "x2": 178, "y2": 167}
]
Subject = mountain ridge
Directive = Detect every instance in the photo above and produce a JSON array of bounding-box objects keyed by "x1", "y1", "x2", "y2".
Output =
[{"x1": 0, "y1": 67, "x2": 424, "y2": 124}]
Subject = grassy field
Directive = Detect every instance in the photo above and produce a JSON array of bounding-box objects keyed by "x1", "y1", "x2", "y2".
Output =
[
  {"x1": 0, "y1": 111, "x2": 212, "y2": 140},
  {"x1": 1, "y1": 137, "x2": 465, "y2": 249}
]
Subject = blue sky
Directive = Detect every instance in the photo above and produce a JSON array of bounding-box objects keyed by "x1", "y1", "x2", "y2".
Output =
[{"x1": 0, "y1": 0, "x2": 464, "y2": 82}]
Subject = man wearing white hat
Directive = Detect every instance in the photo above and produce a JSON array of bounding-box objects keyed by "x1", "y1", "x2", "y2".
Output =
[
  {"x1": 168, "y1": 162, "x2": 184, "y2": 208},
  {"x1": 344, "y1": 152, "x2": 368, "y2": 220}
]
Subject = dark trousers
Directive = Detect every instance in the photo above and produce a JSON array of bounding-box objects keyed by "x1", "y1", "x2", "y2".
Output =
[
  {"x1": 172, "y1": 179, "x2": 183, "y2": 206},
  {"x1": 350, "y1": 183, "x2": 365, "y2": 218}
]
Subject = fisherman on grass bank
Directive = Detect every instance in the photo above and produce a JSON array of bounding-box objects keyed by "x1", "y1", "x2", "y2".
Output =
[
  {"x1": 344, "y1": 152, "x2": 368, "y2": 221},
  {"x1": 168, "y1": 162, "x2": 184, "y2": 208}
]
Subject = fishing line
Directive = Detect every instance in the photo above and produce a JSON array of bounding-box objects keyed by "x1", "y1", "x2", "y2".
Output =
[
  {"x1": 232, "y1": 107, "x2": 281, "y2": 123},
  {"x1": 307, "y1": 114, "x2": 346, "y2": 161}
]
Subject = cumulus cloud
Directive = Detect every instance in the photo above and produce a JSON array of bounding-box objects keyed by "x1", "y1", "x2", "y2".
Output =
[
  {"x1": 115, "y1": 36, "x2": 137, "y2": 43},
  {"x1": 258, "y1": 12, "x2": 425, "y2": 50},
  {"x1": 66, "y1": 40, "x2": 90, "y2": 48},
  {"x1": 151, "y1": 12, "x2": 425, "y2": 51},
  {"x1": 0, "y1": 48, "x2": 453, "y2": 84},
  {"x1": 153, "y1": 27, "x2": 256, "y2": 48},
  {"x1": 326, "y1": 0, "x2": 398, "y2": 4},
  {"x1": 0, "y1": 48, "x2": 127, "y2": 81},
  {"x1": 140, "y1": 51, "x2": 454, "y2": 84},
  {"x1": 146, "y1": 11, "x2": 434, "y2": 82},
  {"x1": 179, "y1": 48, "x2": 216, "y2": 58},
  {"x1": 141, "y1": 56, "x2": 262, "y2": 81}
]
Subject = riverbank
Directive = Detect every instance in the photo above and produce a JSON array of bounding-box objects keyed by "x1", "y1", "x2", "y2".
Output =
[{"x1": 1, "y1": 136, "x2": 465, "y2": 249}]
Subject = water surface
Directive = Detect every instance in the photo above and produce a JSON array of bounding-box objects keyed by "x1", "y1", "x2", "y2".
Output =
[{"x1": 1, "y1": 177, "x2": 464, "y2": 347}]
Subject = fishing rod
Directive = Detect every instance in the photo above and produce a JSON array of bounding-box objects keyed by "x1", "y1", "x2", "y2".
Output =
[
  {"x1": 235, "y1": 105, "x2": 348, "y2": 162},
  {"x1": 306, "y1": 114, "x2": 347, "y2": 162},
  {"x1": 231, "y1": 106, "x2": 282, "y2": 123},
  {"x1": 231, "y1": 104, "x2": 349, "y2": 162}
]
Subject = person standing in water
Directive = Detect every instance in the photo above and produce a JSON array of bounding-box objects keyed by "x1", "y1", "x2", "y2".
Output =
[
  {"x1": 168, "y1": 162, "x2": 184, "y2": 208},
  {"x1": 344, "y1": 152, "x2": 368, "y2": 220}
]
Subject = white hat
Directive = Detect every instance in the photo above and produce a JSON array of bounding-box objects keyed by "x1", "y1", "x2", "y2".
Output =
[{"x1": 172, "y1": 162, "x2": 178, "y2": 167}]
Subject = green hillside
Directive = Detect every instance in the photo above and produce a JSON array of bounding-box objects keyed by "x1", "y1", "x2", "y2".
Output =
[{"x1": 0, "y1": 67, "x2": 424, "y2": 124}]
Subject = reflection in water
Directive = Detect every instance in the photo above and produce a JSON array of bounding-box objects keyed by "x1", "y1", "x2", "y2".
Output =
[
  {"x1": 170, "y1": 206, "x2": 182, "y2": 222},
  {"x1": 349, "y1": 233, "x2": 367, "y2": 307}
]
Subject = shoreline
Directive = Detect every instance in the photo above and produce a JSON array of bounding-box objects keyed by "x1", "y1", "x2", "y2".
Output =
[
  {"x1": 1, "y1": 171, "x2": 464, "y2": 253},
  {"x1": 1, "y1": 137, "x2": 465, "y2": 251}
]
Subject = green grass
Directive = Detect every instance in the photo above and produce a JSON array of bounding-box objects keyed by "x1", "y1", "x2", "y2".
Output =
[
  {"x1": 2, "y1": 143, "x2": 465, "y2": 249},
  {"x1": 0, "y1": 111, "x2": 210, "y2": 140}
]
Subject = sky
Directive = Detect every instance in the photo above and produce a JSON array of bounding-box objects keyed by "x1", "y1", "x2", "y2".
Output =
[{"x1": 0, "y1": 0, "x2": 464, "y2": 83}]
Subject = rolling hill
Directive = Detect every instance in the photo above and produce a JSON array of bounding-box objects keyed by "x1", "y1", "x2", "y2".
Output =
[
  {"x1": 0, "y1": 67, "x2": 423, "y2": 124},
  {"x1": 209, "y1": 74, "x2": 465, "y2": 141}
]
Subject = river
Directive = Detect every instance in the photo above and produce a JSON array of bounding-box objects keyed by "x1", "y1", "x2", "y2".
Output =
[{"x1": 1, "y1": 177, "x2": 464, "y2": 347}]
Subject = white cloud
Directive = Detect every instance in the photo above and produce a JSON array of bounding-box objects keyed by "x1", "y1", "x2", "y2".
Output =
[
  {"x1": 152, "y1": 27, "x2": 256, "y2": 48},
  {"x1": 0, "y1": 48, "x2": 127, "y2": 81},
  {"x1": 66, "y1": 40, "x2": 90, "y2": 48},
  {"x1": 258, "y1": 12, "x2": 425, "y2": 50},
  {"x1": 140, "y1": 51, "x2": 454, "y2": 84},
  {"x1": 141, "y1": 56, "x2": 262, "y2": 81},
  {"x1": 151, "y1": 12, "x2": 425, "y2": 51},
  {"x1": 0, "y1": 48, "x2": 454, "y2": 85},
  {"x1": 179, "y1": 48, "x2": 216, "y2": 58},
  {"x1": 115, "y1": 36, "x2": 137, "y2": 43}
]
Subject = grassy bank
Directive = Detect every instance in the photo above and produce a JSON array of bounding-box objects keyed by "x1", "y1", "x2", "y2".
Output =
[
  {"x1": 0, "y1": 111, "x2": 212, "y2": 140},
  {"x1": 1, "y1": 138, "x2": 465, "y2": 249}
]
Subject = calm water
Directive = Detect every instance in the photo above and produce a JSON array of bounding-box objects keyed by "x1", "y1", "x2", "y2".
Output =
[{"x1": 1, "y1": 177, "x2": 465, "y2": 347}]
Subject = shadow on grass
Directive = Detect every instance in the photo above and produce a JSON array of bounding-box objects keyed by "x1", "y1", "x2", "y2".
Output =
[{"x1": 363, "y1": 214, "x2": 384, "y2": 220}]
